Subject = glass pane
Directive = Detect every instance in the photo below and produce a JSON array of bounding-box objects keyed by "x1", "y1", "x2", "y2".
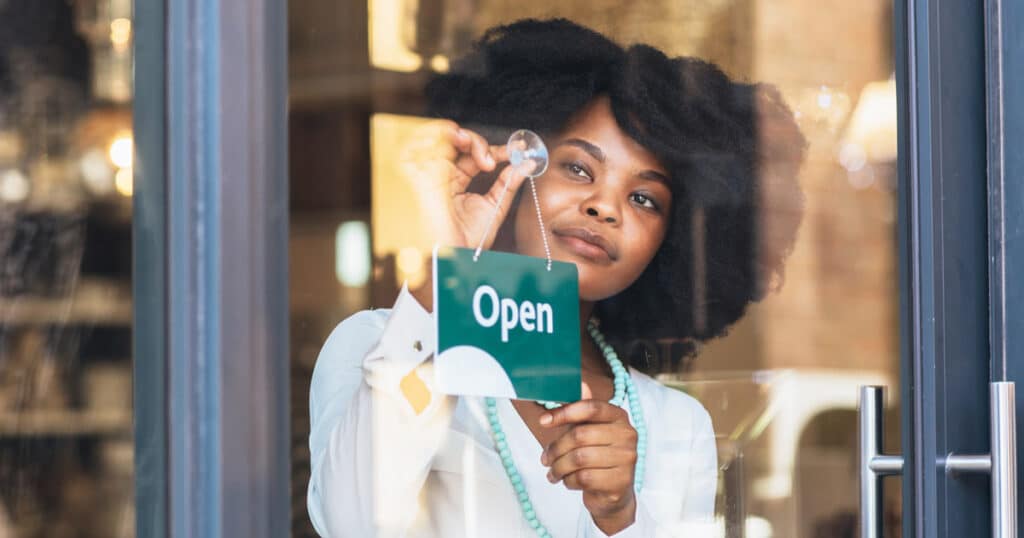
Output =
[
  {"x1": 290, "y1": 1, "x2": 899, "y2": 536},
  {"x1": 0, "y1": 1, "x2": 134, "y2": 536}
]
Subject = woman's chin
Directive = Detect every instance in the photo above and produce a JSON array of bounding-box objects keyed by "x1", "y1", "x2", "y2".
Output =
[{"x1": 577, "y1": 274, "x2": 629, "y2": 302}]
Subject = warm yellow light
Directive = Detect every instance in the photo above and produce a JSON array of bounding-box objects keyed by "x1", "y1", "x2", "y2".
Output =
[
  {"x1": 80, "y1": 148, "x2": 115, "y2": 195},
  {"x1": 109, "y1": 135, "x2": 133, "y2": 169},
  {"x1": 794, "y1": 85, "x2": 851, "y2": 134},
  {"x1": 841, "y1": 77, "x2": 898, "y2": 163},
  {"x1": 370, "y1": 114, "x2": 438, "y2": 285},
  {"x1": 838, "y1": 143, "x2": 867, "y2": 172},
  {"x1": 816, "y1": 86, "x2": 834, "y2": 109},
  {"x1": 110, "y1": 18, "x2": 132, "y2": 49},
  {"x1": 396, "y1": 246, "x2": 428, "y2": 288},
  {"x1": 369, "y1": 0, "x2": 422, "y2": 72},
  {"x1": 0, "y1": 169, "x2": 30, "y2": 203},
  {"x1": 396, "y1": 246, "x2": 428, "y2": 289},
  {"x1": 397, "y1": 246, "x2": 424, "y2": 276},
  {"x1": 429, "y1": 55, "x2": 450, "y2": 72},
  {"x1": 115, "y1": 167, "x2": 133, "y2": 197}
]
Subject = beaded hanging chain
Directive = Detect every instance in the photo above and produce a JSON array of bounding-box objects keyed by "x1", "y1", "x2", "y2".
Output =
[{"x1": 483, "y1": 320, "x2": 647, "y2": 537}]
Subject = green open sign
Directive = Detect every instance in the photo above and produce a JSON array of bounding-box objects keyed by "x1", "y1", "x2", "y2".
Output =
[{"x1": 433, "y1": 246, "x2": 582, "y2": 403}]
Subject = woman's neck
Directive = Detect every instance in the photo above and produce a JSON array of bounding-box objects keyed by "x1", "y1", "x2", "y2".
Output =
[{"x1": 578, "y1": 300, "x2": 611, "y2": 378}]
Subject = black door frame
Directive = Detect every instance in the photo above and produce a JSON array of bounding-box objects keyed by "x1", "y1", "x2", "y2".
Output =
[
  {"x1": 899, "y1": 0, "x2": 1022, "y2": 535},
  {"x1": 133, "y1": 0, "x2": 291, "y2": 536}
]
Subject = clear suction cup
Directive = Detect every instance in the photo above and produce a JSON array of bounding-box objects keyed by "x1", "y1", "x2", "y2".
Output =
[{"x1": 507, "y1": 129, "x2": 549, "y2": 177}]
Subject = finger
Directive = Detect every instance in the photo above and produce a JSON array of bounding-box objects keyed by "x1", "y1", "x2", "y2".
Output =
[
  {"x1": 401, "y1": 156, "x2": 460, "y2": 195},
  {"x1": 424, "y1": 120, "x2": 467, "y2": 161},
  {"x1": 447, "y1": 125, "x2": 472, "y2": 152},
  {"x1": 480, "y1": 162, "x2": 530, "y2": 218},
  {"x1": 539, "y1": 398, "x2": 627, "y2": 428},
  {"x1": 402, "y1": 122, "x2": 490, "y2": 196},
  {"x1": 540, "y1": 423, "x2": 626, "y2": 466},
  {"x1": 446, "y1": 158, "x2": 476, "y2": 196},
  {"x1": 452, "y1": 143, "x2": 509, "y2": 188},
  {"x1": 467, "y1": 130, "x2": 497, "y2": 172},
  {"x1": 563, "y1": 468, "x2": 635, "y2": 495},
  {"x1": 449, "y1": 129, "x2": 497, "y2": 177},
  {"x1": 547, "y1": 446, "x2": 635, "y2": 484},
  {"x1": 441, "y1": 126, "x2": 500, "y2": 194},
  {"x1": 561, "y1": 467, "x2": 630, "y2": 493},
  {"x1": 438, "y1": 123, "x2": 490, "y2": 168},
  {"x1": 580, "y1": 381, "x2": 593, "y2": 401},
  {"x1": 454, "y1": 143, "x2": 510, "y2": 173},
  {"x1": 490, "y1": 142, "x2": 509, "y2": 163}
]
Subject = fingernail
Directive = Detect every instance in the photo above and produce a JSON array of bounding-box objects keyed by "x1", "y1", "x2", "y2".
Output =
[
  {"x1": 547, "y1": 471, "x2": 555, "y2": 483},
  {"x1": 486, "y1": 154, "x2": 495, "y2": 166},
  {"x1": 539, "y1": 414, "x2": 552, "y2": 426}
]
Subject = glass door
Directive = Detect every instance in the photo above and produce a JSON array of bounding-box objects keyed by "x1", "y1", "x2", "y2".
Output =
[
  {"x1": 288, "y1": 1, "x2": 909, "y2": 537},
  {"x1": 126, "y1": 0, "x2": 1021, "y2": 535}
]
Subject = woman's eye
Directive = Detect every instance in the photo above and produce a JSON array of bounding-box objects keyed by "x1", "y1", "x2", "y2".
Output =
[
  {"x1": 630, "y1": 192, "x2": 659, "y2": 210},
  {"x1": 563, "y1": 162, "x2": 592, "y2": 180}
]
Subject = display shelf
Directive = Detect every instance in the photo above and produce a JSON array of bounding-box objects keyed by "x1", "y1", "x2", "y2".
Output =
[
  {"x1": 0, "y1": 409, "x2": 131, "y2": 437},
  {"x1": 0, "y1": 278, "x2": 131, "y2": 326}
]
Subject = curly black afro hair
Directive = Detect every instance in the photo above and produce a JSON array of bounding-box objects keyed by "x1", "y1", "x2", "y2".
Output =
[{"x1": 425, "y1": 19, "x2": 807, "y2": 363}]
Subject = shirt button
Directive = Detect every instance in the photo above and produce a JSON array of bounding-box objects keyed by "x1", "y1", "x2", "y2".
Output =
[{"x1": 413, "y1": 340, "x2": 423, "y2": 352}]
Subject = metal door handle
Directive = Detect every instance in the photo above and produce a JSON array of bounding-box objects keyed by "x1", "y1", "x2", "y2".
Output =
[
  {"x1": 858, "y1": 383, "x2": 1017, "y2": 538},
  {"x1": 943, "y1": 382, "x2": 1017, "y2": 538},
  {"x1": 858, "y1": 386, "x2": 903, "y2": 538}
]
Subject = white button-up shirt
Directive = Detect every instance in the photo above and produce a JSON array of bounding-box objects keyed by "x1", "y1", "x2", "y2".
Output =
[{"x1": 307, "y1": 287, "x2": 718, "y2": 537}]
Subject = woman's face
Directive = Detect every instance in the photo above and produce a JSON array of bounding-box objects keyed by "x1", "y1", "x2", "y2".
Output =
[{"x1": 513, "y1": 97, "x2": 672, "y2": 301}]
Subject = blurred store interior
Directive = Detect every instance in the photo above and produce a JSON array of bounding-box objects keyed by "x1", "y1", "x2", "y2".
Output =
[{"x1": 0, "y1": 0, "x2": 134, "y2": 536}]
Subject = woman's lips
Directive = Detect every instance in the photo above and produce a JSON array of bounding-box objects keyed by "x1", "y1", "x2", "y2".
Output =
[{"x1": 552, "y1": 228, "x2": 617, "y2": 262}]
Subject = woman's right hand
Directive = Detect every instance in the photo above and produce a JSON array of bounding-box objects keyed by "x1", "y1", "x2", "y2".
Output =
[{"x1": 399, "y1": 120, "x2": 529, "y2": 251}]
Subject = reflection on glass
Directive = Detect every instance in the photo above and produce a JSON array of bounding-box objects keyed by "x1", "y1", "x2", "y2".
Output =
[
  {"x1": 0, "y1": 0, "x2": 134, "y2": 536},
  {"x1": 289, "y1": 0, "x2": 899, "y2": 536}
]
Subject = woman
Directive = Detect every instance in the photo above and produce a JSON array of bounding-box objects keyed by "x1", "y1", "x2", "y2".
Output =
[{"x1": 308, "y1": 18, "x2": 805, "y2": 537}]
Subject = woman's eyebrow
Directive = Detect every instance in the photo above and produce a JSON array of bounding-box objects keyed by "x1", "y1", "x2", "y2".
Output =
[
  {"x1": 559, "y1": 137, "x2": 669, "y2": 185},
  {"x1": 639, "y1": 170, "x2": 670, "y2": 185},
  {"x1": 558, "y1": 138, "x2": 605, "y2": 162}
]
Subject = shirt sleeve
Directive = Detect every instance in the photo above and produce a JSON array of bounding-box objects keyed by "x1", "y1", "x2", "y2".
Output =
[{"x1": 307, "y1": 286, "x2": 456, "y2": 537}]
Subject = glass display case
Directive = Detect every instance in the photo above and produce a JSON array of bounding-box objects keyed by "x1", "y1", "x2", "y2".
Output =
[{"x1": 662, "y1": 370, "x2": 902, "y2": 537}]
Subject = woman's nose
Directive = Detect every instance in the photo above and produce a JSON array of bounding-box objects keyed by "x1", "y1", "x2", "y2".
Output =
[
  {"x1": 585, "y1": 207, "x2": 616, "y2": 223},
  {"x1": 583, "y1": 192, "x2": 620, "y2": 224}
]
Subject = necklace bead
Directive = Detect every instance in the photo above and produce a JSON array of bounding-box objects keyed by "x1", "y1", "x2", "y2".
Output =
[{"x1": 484, "y1": 320, "x2": 647, "y2": 537}]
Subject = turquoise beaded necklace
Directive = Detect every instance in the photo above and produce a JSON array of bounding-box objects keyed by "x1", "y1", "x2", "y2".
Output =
[{"x1": 483, "y1": 320, "x2": 647, "y2": 537}]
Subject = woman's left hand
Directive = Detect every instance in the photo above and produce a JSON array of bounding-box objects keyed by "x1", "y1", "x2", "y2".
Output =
[{"x1": 539, "y1": 383, "x2": 639, "y2": 534}]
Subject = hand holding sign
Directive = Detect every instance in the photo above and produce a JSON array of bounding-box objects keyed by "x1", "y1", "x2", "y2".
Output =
[
  {"x1": 399, "y1": 121, "x2": 529, "y2": 252},
  {"x1": 407, "y1": 122, "x2": 580, "y2": 404},
  {"x1": 539, "y1": 381, "x2": 639, "y2": 533}
]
